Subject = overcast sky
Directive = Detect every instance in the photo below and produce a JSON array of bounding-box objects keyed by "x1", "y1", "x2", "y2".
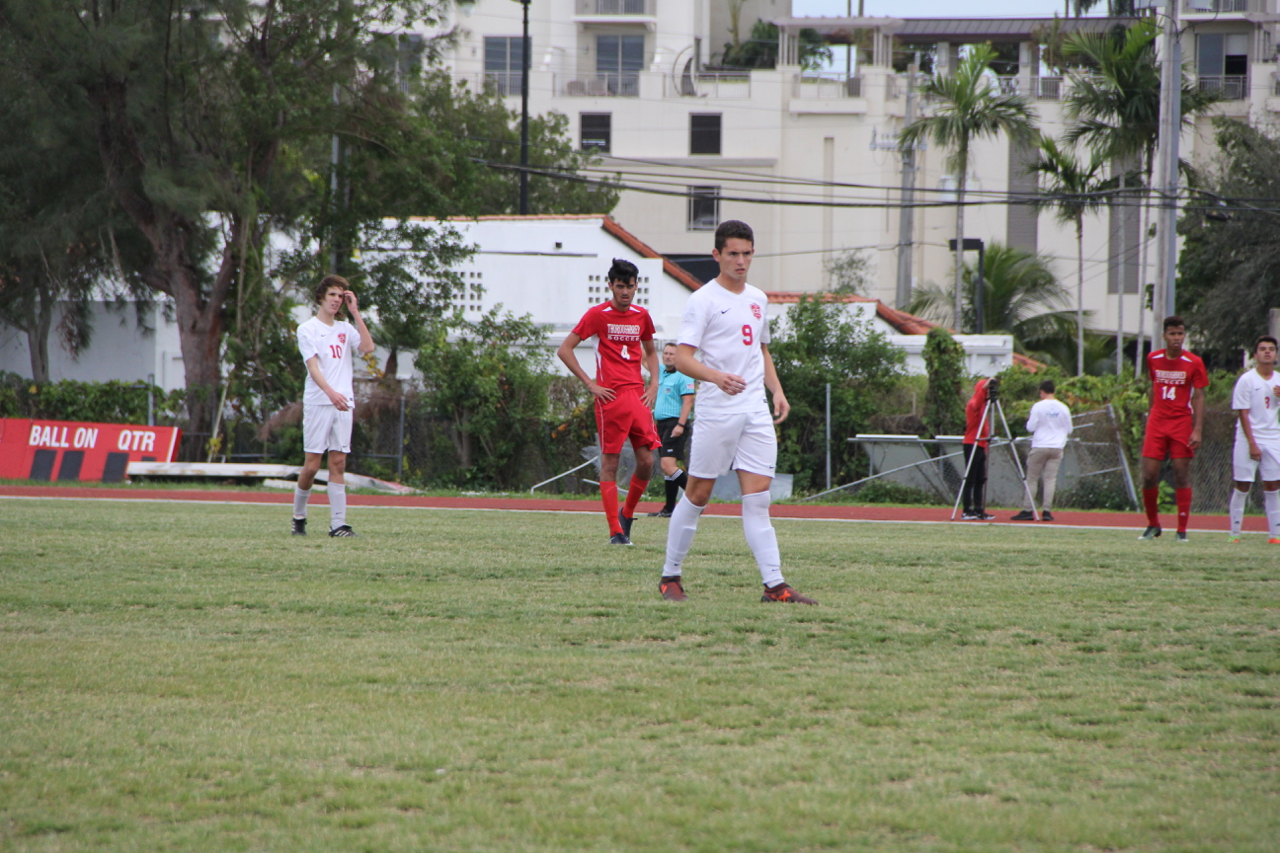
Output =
[{"x1": 791, "y1": 0, "x2": 1087, "y2": 18}]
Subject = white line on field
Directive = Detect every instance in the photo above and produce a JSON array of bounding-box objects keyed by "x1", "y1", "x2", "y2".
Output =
[{"x1": 0, "y1": 493, "x2": 1246, "y2": 535}]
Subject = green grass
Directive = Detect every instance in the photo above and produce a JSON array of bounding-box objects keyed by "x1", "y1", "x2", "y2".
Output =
[{"x1": 2, "y1": 499, "x2": 1277, "y2": 852}]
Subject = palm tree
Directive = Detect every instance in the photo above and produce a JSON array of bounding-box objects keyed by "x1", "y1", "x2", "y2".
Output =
[
  {"x1": 1063, "y1": 20, "x2": 1219, "y2": 374},
  {"x1": 1027, "y1": 135, "x2": 1107, "y2": 375},
  {"x1": 899, "y1": 44, "x2": 1038, "y2": 332},
  {"x1": 907, "y1": 242, "x2": 1079, "y2": 368}
]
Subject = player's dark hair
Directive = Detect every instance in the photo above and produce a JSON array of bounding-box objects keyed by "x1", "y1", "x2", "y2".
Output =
[
  {"x1": 315, "y1": 274, "x2": 350, "y2": 304},
  {"x1": 607, "y1": 258, "x2": 639, "y2": 284},
  {"x1": 1163, "y1": 315, "x2": 1185, "y2": 332},
  {"x1": 1040, "y1": 380, "x2": 1055, "y2": 394},
  {"x1": 714, "y1": 220, "x2": 754, "y2": 250},
  {"x1": 1255, "y1": 335, "x2": 1278, "y2": 353}
]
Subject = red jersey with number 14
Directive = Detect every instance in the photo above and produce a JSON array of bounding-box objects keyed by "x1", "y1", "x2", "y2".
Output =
[
  {"x1": 1147, "y1": 347, "x2": 1208, "y2": 429},
  {"x1": 571, "y1": 302, "x2": 655, "y2": 392}
]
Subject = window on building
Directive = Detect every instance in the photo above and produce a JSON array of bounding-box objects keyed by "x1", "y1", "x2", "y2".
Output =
[
  {"x1": 1197, "y1": 32, "x2": 1250, "y2": 99},
  {"x1": 687, "y1": 186, "x2": 720, "y2": 231},
  {"x1": 580, "y1": 113, "x2": 612, "y2": 152},
  {"x1": 690, "y1": 114, "x2": 722, "y2": 155},
  {"x1": 484, "y1": 36, "x2": 525, "y2": 97},
  {"x1": 596, "y1": 35, "x2": 644, "y2": 96}
]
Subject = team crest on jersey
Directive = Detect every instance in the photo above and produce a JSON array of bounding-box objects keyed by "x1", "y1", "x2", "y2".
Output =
[
  {"x1": 338, "y1": 333, "x2": 347, "y2": 344},
  {"x1": 750, "y1": 303, "x2": 762, "y2": 319}
]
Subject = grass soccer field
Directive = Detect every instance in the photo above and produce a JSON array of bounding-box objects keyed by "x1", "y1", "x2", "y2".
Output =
[{"x1": 2, "y1": 498, "x2": 1277, "y2": 852}]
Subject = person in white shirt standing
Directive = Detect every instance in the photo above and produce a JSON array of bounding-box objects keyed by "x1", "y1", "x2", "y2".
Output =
[
  {"x1": 657, "y1": 220, "x2": 816, "y2": 605},
  {"x1": 292, "y1": 275, "x2": 375, "y2": 537},
  {"x1": 1228, "y1": 335, "x2": 1280, "y2": 544},
  {"x1": 1011, "y1": 380, "x2": 1073, "y2": 523}
]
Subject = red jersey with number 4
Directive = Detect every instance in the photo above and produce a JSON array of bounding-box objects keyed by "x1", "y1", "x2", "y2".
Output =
[
  {"x1": 571, "y1": 302, "x2": 655, "y2": 392},
  {"x1": 1147, "y1": 348, "x2": 1208, "y2": 429}
]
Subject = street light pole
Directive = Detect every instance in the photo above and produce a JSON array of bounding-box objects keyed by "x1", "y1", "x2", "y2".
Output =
[
  {"x1": 895, "y1": 57, "x2": 919, "y2": 310},
  {"x1": 519, "y1": 0, "x2": 531, "y2": 215}
]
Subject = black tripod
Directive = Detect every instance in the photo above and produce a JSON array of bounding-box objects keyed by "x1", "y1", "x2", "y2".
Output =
[{"x1": 950, "y1": 380, "x2": 1038, "y2": 521}]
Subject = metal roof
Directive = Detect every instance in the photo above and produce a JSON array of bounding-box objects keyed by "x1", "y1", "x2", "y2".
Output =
[{"x1": 896, "y1": 17, "x2": 1139, "y2": 41}]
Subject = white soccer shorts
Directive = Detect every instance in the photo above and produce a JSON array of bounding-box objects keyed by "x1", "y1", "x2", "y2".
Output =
[
  {"x1": 1232, "y1": 436, "x2": 1280, "y2": 483},
  {"x1": 303, "y1": 404, "x2": 354, "y2": 454},
  {"x1": 687, "y1": 409, "x2": 777, "y2": 480}
]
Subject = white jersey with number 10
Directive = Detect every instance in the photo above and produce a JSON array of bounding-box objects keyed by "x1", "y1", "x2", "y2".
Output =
[
  {"x1": 298, "y1": 317, "x2": 358, "y2": 408},
  {"x1": 678, "y1": 280, "x2": 771, "y2": 416}
]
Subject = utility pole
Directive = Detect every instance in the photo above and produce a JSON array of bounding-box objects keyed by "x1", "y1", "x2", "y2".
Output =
[
  {"x1": 1153, "y1": 0, "x2": 1185, "y2": 339},
  {"x1": 895, "y1": 57, "x2": 919, "y2": 310},
  {"x1": 519, "y1": 0, "x2": 531, "y2": 215}
]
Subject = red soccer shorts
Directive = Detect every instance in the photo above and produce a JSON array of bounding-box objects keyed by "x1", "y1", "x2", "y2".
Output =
[
  {"x1": 595, "y1": 388, "x2": 661, "y2": 455},
  {"x1": 1143, "y1": 422, "x2": 1195, "y2": 460}
]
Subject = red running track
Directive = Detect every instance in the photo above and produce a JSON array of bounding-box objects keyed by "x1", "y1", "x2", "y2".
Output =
[{"x1": 0, "y1": 485, "x2": 1259, "y2": 532}]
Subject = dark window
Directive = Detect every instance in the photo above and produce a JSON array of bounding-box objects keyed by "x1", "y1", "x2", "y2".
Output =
[
  {"x1": 484, "y1": 36, "x2": 525, "y2": 96},
  {"x1": 687, "y1": 186, "x2": 720, "y2": 231},
  {"x1": 596, "y1": 35, "x2": 643, "y2": 96},
  {"x1": 581, "y1": 113, "x2": 612, "y2": 153},
  {"x1": 690, "y1": 114, "x2": 722, "y2": 155}
]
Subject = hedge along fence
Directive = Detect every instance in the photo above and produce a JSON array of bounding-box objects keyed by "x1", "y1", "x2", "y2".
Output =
[{"x1": 0, "y1": 373, "x2": 186, "y2": 426}]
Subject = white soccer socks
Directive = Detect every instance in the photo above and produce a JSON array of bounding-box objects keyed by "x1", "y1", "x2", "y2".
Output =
[
  {"x1": 742, "y1": 490, "x2": 784, "y2": 588},
  {"x1": 293, "y1": 486, "x2": 311, "y2": 519},
  {"x1": 1229, "y1": 488, "x2": 1248, "y2": 535},
  {"x1": 1266, "y1": 489, "x2": 1280, "y2": 538},
  {"x1": 329, "y1": 483, "x2": 347, "y2": 530},
  {"x1": 662, "y1": 495, "x2": 705, "y2": 577}
]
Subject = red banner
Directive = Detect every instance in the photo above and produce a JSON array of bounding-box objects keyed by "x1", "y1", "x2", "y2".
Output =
[{"x1": 0, "y1": 419, "x2": 182, "y2": 483}]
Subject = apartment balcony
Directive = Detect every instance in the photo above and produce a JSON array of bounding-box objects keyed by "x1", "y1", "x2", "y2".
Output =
[
  {"x1": 792, "y1": 72, "x2": 862, "y2": 99},
  {"x1": 1033, "y1": 77, "x2": 1064, "y2": 100},
  {"x1": 1199, "y1": 74, "x2": 1249, "y2": 100},
  {"x1": 573, "y1": 0, "x2": 657, "y2": 29},
  {"x1": 453, "y1": 71, "x2": 525, "y2": 98},
  {"x1": 556, "y1": 72, "x2": 640, "y2": 97},
  {"x1": 665, "y1": 70, "x2": 752, "y2": 99},
  {"x1": 1182, "y1": 0, "x2": 1257, "y2": 12}
]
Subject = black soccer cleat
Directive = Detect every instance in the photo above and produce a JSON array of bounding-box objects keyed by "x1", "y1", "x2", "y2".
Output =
[
  {"x1": 618, "y1": 511, "x2": 634, "y2": 539},
  {"x1": 328, "y1": 524, "x2": 357, "y2": 538},
  {"x1": 1175, "y1": 531, "x2": 1189, "y2": 543},
  {"x1": 1138, "y1": 525, "x2": 1162, "y2": 541},
  {"x1": 291, "y1": 517, "x2": 307, "y2": 536},
  {"x1": 647, "y1": 508, "x2": 674, "y2": 518},
  {"x1": 609, "y1": 532, "x2": 632, "y2": 546}
]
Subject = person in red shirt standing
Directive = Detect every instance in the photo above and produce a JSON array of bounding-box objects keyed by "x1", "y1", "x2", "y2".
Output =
[
  {"x1": 1139, "y1": 316, "x2": 1209, "y2": 542},
  {"x1": 558, "y1": 259, "x2": 661, "y2": 545},
  {"x1": 961, "y1": 378, "x2": 995, "y2": 520}
]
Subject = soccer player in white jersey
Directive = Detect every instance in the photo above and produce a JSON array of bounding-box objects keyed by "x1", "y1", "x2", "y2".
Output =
[
  {"x1": 1228, "y1": 335, "x2": 1280, "y2": 543},
  {"x1": 292, "y1": 275, "x2": 375, "y2": 537},
  {"x1": 657, "y1": 220, "x2": 816, "y2": 604}
]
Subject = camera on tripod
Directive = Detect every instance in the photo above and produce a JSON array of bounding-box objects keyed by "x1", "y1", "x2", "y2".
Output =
[{"x1": 986, "y1": 376, "x2": 1000, "y2": 403}]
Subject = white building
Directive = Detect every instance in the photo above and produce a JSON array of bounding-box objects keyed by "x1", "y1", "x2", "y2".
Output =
[{"x1": 437, "y1": 0, "x2": 1280, "y2": 347}]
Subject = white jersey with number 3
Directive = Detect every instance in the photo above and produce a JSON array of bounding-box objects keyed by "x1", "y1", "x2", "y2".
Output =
[
  {"x1": 298, "y1": 317, "x2": 358, "y2": 407},
  {"x1": 1233, "y1": 367, "x2": 1280, "y2": 443},
  {"x1": 678, "y1": 280, "x2": 771, "y2": 416}
]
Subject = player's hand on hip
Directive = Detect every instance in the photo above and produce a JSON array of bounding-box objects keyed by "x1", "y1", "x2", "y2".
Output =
[
  {"x1": 589, "y1": 382, "x2": 615, "y2": 402},
  {"x1": 715, "y1": 371, "x2": 746, "y2": 396},
  {"x1": 772, "y1": 392, "x2": 790, "y2": 425}
]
